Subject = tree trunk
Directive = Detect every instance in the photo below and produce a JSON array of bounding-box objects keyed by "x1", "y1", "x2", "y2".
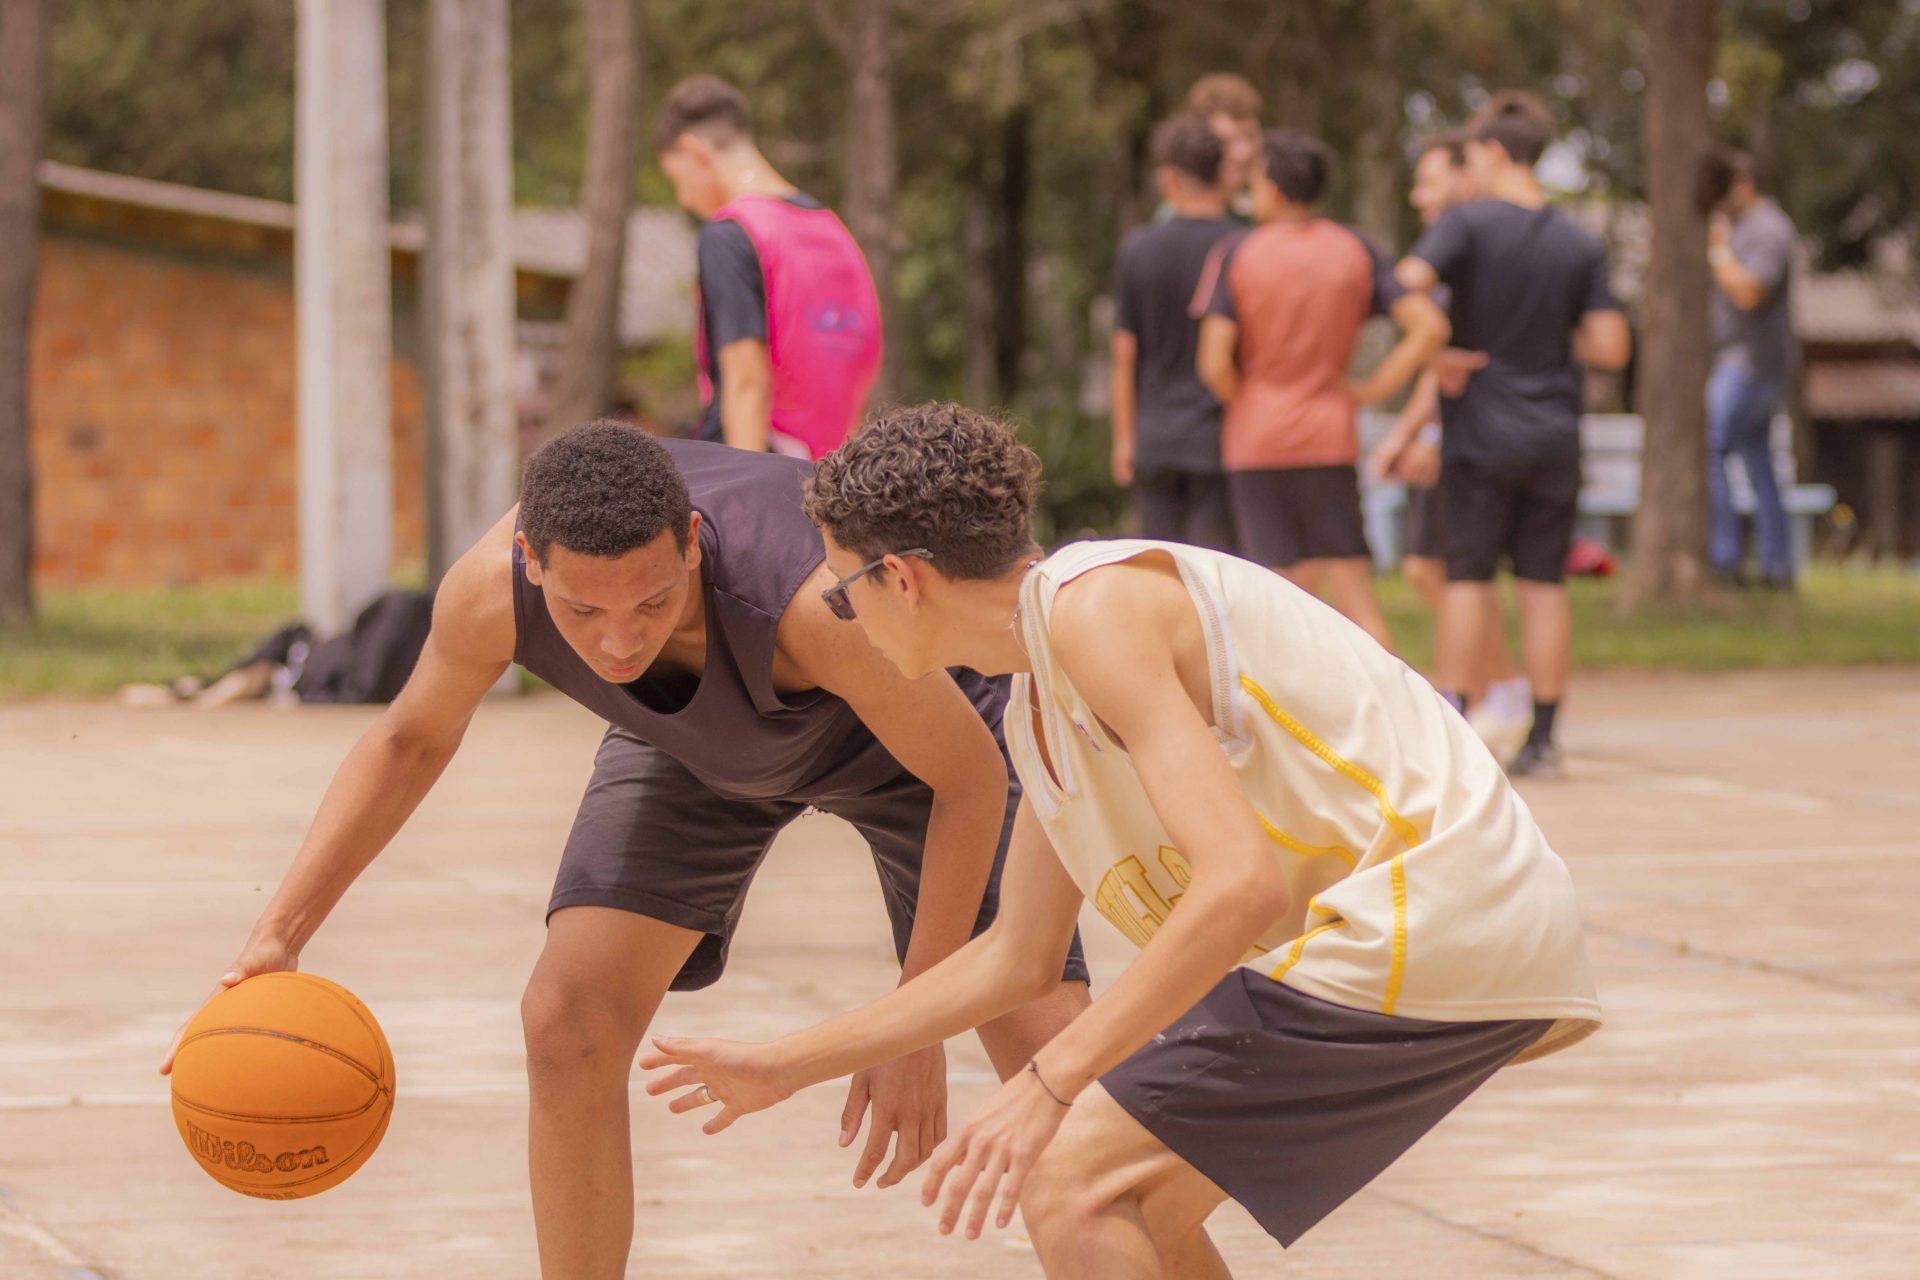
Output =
[
  {"x1": 423, "y1": 0, "x2": 517, "y2": 585},
  {"x1": 839, "y1": 0, "x2": 898, "y2": 404},
  {"x1": 0, "y1": 0, "x2": 48, "y2": 626},
  {"x1": 547, "y1": 0, "x2": 640, "y2": 437},
  {"x1": 1624, "y1": 0, "x2": 1718, "y2": 605},
  {"x1": 296, "y1": 0, "x2": 394, "y2": 635},
  {"x1": 992, "y1": 103, "x2": 1029, "y2": 404},
  {"x1": 1349, "y1": 0, "x2": 1403, "y2": 247}
]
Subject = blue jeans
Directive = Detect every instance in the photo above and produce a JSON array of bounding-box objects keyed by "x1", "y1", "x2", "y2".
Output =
[{"x1": 1706, "y1": 360, "x2": 1791, "y2": 579}]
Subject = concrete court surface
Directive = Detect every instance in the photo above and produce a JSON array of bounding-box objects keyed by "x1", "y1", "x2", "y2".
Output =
[{"x1": 1, "y1": 667, "x2": 1916, "y2": 1279}]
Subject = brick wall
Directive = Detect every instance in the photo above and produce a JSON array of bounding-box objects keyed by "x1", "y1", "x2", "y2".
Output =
[{"x1": 30, "y1": 233, "x2": 425, "y2": 586}]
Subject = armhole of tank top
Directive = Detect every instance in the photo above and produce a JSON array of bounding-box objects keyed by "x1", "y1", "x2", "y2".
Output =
[
  {"x1": 1016, "y1": 574, "x2": 1077, "y2": 808},
  {"x1": 1049, "y1": 543, "x2": 1251, "y2": 756},
  {"x1": 508, "y1": 542, "x2": 529, "y2": 669},
  {"x1": 1008, "y1": 674, "x2": 1063, "y2": 818},
  {"x1": 1166, "y1": 554, "x2": 1252, "y2": 754}
]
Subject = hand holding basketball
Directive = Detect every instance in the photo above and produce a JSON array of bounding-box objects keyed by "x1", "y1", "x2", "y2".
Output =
[
  {"x1": 159, "y1": 932, "x2": 300, "y2": 1076},
  {"x1": 640, "y1": 1035, "x2": 797, "y2": 1134}
]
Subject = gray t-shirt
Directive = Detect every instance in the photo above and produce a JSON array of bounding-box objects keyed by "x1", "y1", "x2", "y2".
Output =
[{"x1": 1712, "y1": 198, "x2": 1797, "y2": 382}]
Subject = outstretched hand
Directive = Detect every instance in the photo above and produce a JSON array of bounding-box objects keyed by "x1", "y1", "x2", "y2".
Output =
[{"x1": 640, "y1": 1035, "x2": 797, "y2": 1136}]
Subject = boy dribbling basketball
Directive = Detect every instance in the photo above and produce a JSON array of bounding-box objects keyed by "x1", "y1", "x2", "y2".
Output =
[{"x1": 643, "y1": 403, "x2": 1601, "y2": 1276}]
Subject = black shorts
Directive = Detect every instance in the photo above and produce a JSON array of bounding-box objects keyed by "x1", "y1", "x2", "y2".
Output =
[
  {"x1": 1438, "y1": 458, "x2": 1581, "y2": 584},
  {"x1": 550, "y1": 726, "x2": 1090, "y2": 992},
  {"x1": 1132, "y1": 468, "x2": 1237, "y2": 555},
  {"x1": 1103, "y1": 969, "x2": 1549, "y2": 1248},
  {"x1": 1227, "y1": 466, "x2": 1371, "y2": 569},
  {"x1": 1399, "y1": 484, "x2": 1448, "y2": 561}
]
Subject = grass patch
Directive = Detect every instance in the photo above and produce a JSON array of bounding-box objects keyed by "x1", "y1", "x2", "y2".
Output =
[
  {"x1": 0, "y1": 580, "x2": 299, "y2": 698},
  {"x1": 1375, "y1": 564, "x2": 1920, "y2": 672},
  {"x1": 2, "y1": 565, "x2": 1916, "y2": 699}
]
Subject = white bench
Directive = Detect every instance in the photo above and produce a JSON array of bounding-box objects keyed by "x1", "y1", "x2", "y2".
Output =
[{"x1": 1356, "y1": 411, "x2": 1837, "y2": 571}]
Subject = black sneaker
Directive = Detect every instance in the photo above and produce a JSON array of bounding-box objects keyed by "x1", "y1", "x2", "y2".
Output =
[{"x1": 1506, "y1": 740, "x2": 1562, "y2": 779}]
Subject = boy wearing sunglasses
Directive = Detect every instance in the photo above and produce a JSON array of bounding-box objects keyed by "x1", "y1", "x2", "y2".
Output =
[
  {"x1": 164, "y1": 422, "x2": 1088, "y2": 1279},
  {"x1": 643, "y1": 403, "x2": 1600, "y2": 1274}
]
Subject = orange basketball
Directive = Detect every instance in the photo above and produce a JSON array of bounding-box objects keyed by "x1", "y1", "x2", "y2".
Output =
[{"x1": 169, "y1": 972, "x2": 395, "y2": 1199}]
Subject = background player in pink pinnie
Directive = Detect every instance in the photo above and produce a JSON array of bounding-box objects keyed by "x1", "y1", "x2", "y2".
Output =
[{"x1": 656, "y1": 75, "x2": 883, "y2": 461}]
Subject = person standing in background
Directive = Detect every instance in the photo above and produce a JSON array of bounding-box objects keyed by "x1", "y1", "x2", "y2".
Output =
[
  {"x1": 1369, "y1": 128, "x2": 1532, "y2": 763},
  {"x1": 1180, "y1": 73, "x2": 1263, "y2": 220},
  {"x1": 1395, "y1": 92, "x2": 1631, "y2": 778},
  {"x1": 655, "y1": 75, "x2": 882, "y2": 461},
  {"x1": 1702, "y1": 147, "x2": 1798, "y2": 590},
  {"x1": 1197, "y1": 131, "x2": 1449, "y2": 651},
  {"x1": 1109, "y1": 116, "x2": 1241, "y2": 553}
]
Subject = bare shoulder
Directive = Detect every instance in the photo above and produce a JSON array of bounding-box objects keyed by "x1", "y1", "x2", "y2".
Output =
[
  {"x1": 430, "y1": 508, "x2": 521, "y2": 668},
  {"x1": 1047, "y1": 551, "x2": 1188, "y2": 660}
]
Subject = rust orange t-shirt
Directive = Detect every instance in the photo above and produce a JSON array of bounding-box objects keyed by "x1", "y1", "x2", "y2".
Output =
[{"x1": 1198, "y1": 219, "x2": 1403, "y2": 471}]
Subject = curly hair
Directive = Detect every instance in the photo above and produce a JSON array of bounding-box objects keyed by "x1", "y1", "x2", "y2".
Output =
[
  {"x1": 803, "y1": 403, "x2": 1041, "y2": 580},
  {"x1": 519, "y1": 420, "x2": 692, "y2": 563}
]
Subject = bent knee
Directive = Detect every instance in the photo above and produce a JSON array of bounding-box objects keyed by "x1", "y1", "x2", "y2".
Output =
[
  {"x1": 520, "y1": 978, "x2": 649, "y2": 1075},
  {"x1": 1020, "y1": 1137, "x2": 1126, "y2": 1234}
]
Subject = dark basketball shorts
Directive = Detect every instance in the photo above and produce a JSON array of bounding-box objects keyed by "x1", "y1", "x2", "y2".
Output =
[
  {"x1": 1399, "y1": 483, "x2": 1448, "y2": 561},
  {"x1": 549, "y1": 726, "x2": 1091, "y2": 992},
  {"x1": 1438, "y1": 458, "x2": 1582, "y2": 584},
  {"x1": 1227, "y1": 466, "x2": 1372, "y2": 569},
  {"x1": 1132, "y1": 467, "x2": 1238, "y2": 556},
  {"x1": 1102, "y1": 968, "x2": 1549, "y2": 1248}
]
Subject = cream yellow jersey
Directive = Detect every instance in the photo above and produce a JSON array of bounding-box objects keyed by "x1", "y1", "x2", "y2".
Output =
[{"x1": 1007, "y1": 540, "x2": 1601, "y2": 1063}]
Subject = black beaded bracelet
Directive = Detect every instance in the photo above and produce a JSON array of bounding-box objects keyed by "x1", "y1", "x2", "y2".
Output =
[{"x1": 1026, "y1": 1059, "x2": 1071, "y2": 1107}]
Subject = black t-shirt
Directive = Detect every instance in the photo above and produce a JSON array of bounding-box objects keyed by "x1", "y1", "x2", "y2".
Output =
[
  {"x1": 1410, "y1": 199, "x2": 1618, "y2": 466},
  {"x1": 1112, "y1": 216, "x2": 1240, "y2": 474},
  {"x1": 696, "y1": 193, "x2": 826, "y2": 442}
]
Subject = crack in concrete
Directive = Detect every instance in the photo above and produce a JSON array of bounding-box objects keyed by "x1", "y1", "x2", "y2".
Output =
[
  {"x1": 1367, "y1": 1188, "x2": 1626, "y2": 1278},
  {"x1": 1584, "y1": 921, "x2": 1919, "y2": 1008},
  {"x1": 0, "y1": 1189, "x2": 110, "y2": 1279}
]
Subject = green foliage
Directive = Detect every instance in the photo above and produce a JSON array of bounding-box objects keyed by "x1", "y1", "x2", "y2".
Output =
[{"x1": 38, "y1": 0, "x2": 1920, "y2": 534}]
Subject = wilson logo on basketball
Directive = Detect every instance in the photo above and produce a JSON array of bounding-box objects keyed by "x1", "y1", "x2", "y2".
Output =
[{"x1": 184, "y1": 1120, "x2": 331, "y2": 1174}]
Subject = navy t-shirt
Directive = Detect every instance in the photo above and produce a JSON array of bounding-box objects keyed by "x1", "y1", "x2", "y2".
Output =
[
  {"x1": 1410, "y1": 200, "x2": 1618, "y2": 466},
  {"x1": 1113, "y1": 216, "x2": 1241, "y2": 474},
  {"x1": 696, "y1": 193, "x2": 826, "y2": 442}
]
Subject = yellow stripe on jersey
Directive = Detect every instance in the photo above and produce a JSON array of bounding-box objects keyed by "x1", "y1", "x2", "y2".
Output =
[
  {"x1": 1255, "y1": 813, "x2": 1359, "y2": 869},
  {"x1": 1269, "y1": 917, "x2": 1347, "y2": 982},
  {"x1": 1240, "y1": 674, "x2": 1421, "y2": 1015},
  {"x1": 1239, "y1": 675, "x2": 1421, "y2": 847}
]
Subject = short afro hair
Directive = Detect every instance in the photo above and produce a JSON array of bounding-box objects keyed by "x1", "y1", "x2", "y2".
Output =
[
  {"x1": 519, "y1": 420, "x2": 692, "y2": 564},
  {"x1": 803, "y1": 403, "x2": 1041, "y2": 581},
  {"x1": 1260, "y1": 129, "x2": 1335, "y2": 206}
]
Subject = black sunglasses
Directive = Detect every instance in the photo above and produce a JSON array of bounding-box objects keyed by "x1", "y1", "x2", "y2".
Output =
[{"x1": 821, "y1": 548, "x2": 934, "y2": 621}]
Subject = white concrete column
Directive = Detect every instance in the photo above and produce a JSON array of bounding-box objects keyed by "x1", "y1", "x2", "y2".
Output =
[
  {"x1": 297, "y1": 0, "x2": 394, "y2": 635},
  {"x1": 423, "y1": 0, "x2": 516, "y2": 585}
]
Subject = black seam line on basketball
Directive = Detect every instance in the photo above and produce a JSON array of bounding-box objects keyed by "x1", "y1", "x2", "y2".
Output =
[
  {"x1": 176, "y1": 1027, "x2": 391, "y2": 1092},
  {"x1": 283, "y1": 972, "x2": 394, "y2": 1082},
  {"x1": 175, "y1": 1095, "x2": 382, "y2": 1124}
]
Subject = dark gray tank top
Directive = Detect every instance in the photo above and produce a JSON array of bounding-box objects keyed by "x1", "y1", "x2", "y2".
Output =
[{"x1": 511, "y1": 438, "x2": 1004, "y2": 800}]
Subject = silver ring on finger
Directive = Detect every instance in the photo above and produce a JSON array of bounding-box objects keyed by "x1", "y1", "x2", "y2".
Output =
[{"x1": 697, "y1": 1085, "x2": 715, "y2": 1106}]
